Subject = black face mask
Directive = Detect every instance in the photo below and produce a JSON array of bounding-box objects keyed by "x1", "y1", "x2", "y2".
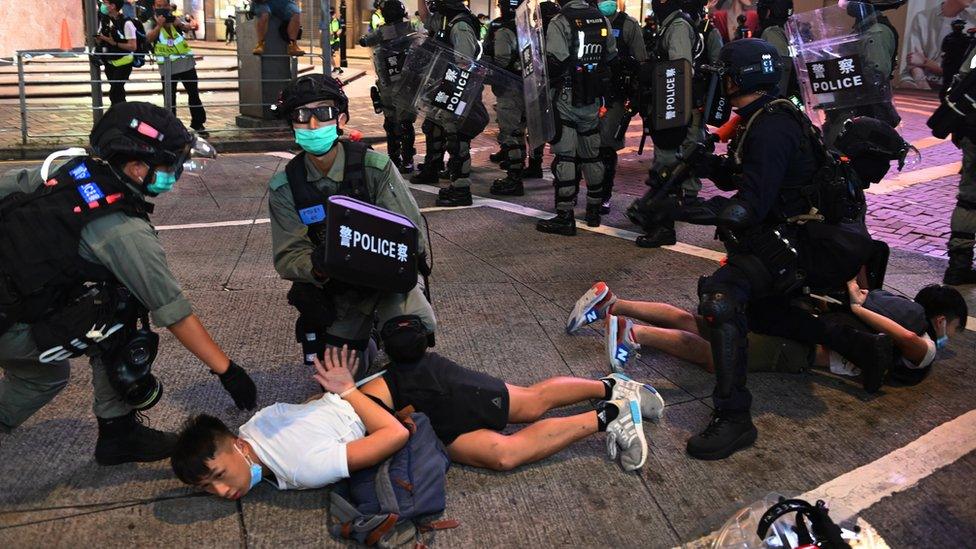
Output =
[{"x1": 652, "y1": 0, "x2": 682, "y2": 21}]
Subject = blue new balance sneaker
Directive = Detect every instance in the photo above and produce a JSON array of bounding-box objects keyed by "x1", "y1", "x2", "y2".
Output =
[
  {"x1": 606, "y1": 314, "x2": 639, "y2": 373},
  {"x1": 566, "y1": 281, "x2": 617, "y2": 334},
  {"x1": 603, "y1": 372, "x2": 665, "y2": 421}
]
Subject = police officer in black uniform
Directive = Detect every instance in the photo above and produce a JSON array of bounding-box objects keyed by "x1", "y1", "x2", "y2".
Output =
[
  {"x1": 0, "y1": 103, "x2": 257, "y2": 464},
  {"x1": 651, "y1": 40, "x2": 891, "y2": 460},
  {"x1": 941, "y1": 19, "x2": 974, "y2": 101}
]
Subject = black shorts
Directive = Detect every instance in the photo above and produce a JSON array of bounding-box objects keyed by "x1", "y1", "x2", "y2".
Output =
[{"x1": 383, "y1": 352, "x2": 510, "y2": 445}]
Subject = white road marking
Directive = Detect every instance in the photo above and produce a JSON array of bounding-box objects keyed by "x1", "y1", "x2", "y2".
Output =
[
  {"x1": 157, "y1": 218, "x2": 270, "y2": 231},
  {"x1": 865, "y1": 161, "x2": 961, "y2": 195}
]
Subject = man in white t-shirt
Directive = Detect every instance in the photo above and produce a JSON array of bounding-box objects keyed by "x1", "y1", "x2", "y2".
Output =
[
  {"x1": 171, "y1": 345, "x2": 666, "y2": 499},
  {"x1": 96, "y1": 0, "x2": 139, "y2": 105}
]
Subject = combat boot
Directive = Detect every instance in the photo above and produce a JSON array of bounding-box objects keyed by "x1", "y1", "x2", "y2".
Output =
[
  {"x1": 489, "y1": 149, "x2": 506, "y2": 163},
  {"x1": 635, "y1": 225, "x2": 677, "y2": 248},
  {"x1": 95, "y1": 411, "x2": 177, "y2": 466},
  {"x1": 824, "y1": 324, "x2": 893, "y2": 393},
  {"x1": 410, "y1": 162, "x2": 441, "y2": 185},
  {"x1": 524, "y1": 156, "x2": 544, "y2": 178},
  {"x1": 490, "y1": 175, "x2": 524, "y2": 196},
  {"x1": 399, "y1": 156, "x2": 415, "y2": 174},
  {"x1": 686, "y1": 410, "x2": 757, "y2": 461},
  {"x1": 435, "y1": 186, "x2": 473, "y2": 207},
  {"x1": 585, "y1": 203, "x2": 601, "y2": 227},
  {"x1": 943, "y1": 247, "x2": 976, "y2": 285},
  {"x1": 536, "y1": 210, "x2": 577, "y2": 236},
  {"x1": 287, "y1": 42, "x2": 305, "y2": 56}
]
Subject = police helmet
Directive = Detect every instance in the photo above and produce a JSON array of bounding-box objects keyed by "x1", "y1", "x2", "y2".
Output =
[
  {"x1": 272, "y1": 74, "x2": 349, "y2": 120},
  {"x1": 380, "y1": 0, "x2": 407, "y2": 22},
  {"x1": 90, "y1": 102, "x2": 194, "y2": 169},
  {"x1": 680, "y1": 0, "x2": 706, "y2": 19},
  {"x1": 718, "y1": 38, "x2": 782, "y2": 96},
  {"x1": 539, "y1": 0, "x2": 561, "y2": 30},
  {"x1": 499, "y1": 0, "x2": 524, "y2": 19},
  {"x1": 834, "y1": 116, "x2": 917, "y2": 183},
  {"x1": 651, "y1": 0, "x2": 683, "y2": 21}
]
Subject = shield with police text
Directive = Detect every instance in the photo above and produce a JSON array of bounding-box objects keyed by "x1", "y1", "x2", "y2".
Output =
[
  {"x1": 374, "y1": 32, "x2": 425, "y2": 89},
  {"x1": 652, "y1": 59, "x2": 693, "y2": 131},
  {"x1": 393, "y1": 38, "x2": 489, "y2": 129},
  {"x1": 785, "y1": 2, "x2": 892, "y2": 127},
  {"x1": 325, "y1": 196, "x2": 419, "y2": 294},
  {"x1": 516, "y1": 0, "x2": 555, "y2": 148}
]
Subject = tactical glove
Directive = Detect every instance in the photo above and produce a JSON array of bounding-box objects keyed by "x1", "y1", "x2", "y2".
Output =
[{"x1": 216, "y1": 360, "x2": 257, "y2": 410}]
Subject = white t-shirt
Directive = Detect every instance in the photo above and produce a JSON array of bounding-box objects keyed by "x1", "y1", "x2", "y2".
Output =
[
  {"x1": 122, "y1": 20, "x2": 137, "y2": 41},
  {"x1": 239, "y1": 394, "x2": 367, "y2": 490},
  {"x1": 829, "y1": 333, "x2": 937, "y2": 375}
]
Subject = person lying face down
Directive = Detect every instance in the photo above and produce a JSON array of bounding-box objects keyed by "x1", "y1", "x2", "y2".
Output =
[{"x1": 171, "y1": 343, "x2": 667, "y2": 499}]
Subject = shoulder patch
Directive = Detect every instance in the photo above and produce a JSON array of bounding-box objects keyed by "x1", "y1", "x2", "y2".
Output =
[
  {"x1": 268, "y1": 170, "x2": 289, "y2": 191},
  {"x1": 364, "y1": 150, "x2": 392, "y2": 171}
]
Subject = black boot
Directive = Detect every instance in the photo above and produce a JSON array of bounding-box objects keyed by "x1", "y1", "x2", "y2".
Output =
[
  {"x1": 824, "y1": 324, "x2": 893, "y2": 393},
  {"x1": 636, "y1": 225, "x2": 677, "y2": 248},
  {"x1": 686, "y1": 410, "x2": 757, "y2": 460},
  {"x1": 435, "y1": 185, "x2": 473, "y2": 207},
  {"x1": 410, "y1": 162, "x2": 441, "y2": 185},
  {"x1": 944, "y1": 247, "x2": 976, "y2": 285},
  {"x1": 536, "y1": 209, "x2": 577, "y2": 236},
  {"x1": 95, "y1": 411, "x2": 177, "y2": 466},
  {"x1": 399, "y1": 156, "x2": 415, "y2": 174},
  {"x1": 489, "y1": 148, "x2": 506, "y2": 163},
  {"x1": 490, "y1": 174, "x2": 524, "y2": 196},
  {"x1": 585, "y1": 203, "x2": 601, "y2": 227},
  {"x1": 525, "y1": 156, "x2": 544, "y2": 178},
  {"x1": 600, "y1": 147, "x2": 617, "y2": 215}
]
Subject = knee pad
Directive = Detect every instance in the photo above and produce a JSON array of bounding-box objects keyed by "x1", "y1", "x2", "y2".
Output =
[
  {"x1": 698, "y1": 290, "x2": 740, "y2": 328},
  {"x1": 421, "y1": 119, "x2": 438, "y2": 135},
  {"x1": 380, "y1": 315, "x2": 430, "y2": 364},
  {"x1": 551, "y1": 155, "x2": 577, "y2": 186}
]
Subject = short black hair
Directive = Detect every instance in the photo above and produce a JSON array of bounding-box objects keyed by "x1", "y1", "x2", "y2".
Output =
[
  {"x1": 915, "y1": 284, "x2": 968, "y2": 329},
  {"x1": 171, "y1": 414, "x2": 235, "y2": 485},
  {"x1": 107, "y1": 0, "x2": 125, "y2": 10}
]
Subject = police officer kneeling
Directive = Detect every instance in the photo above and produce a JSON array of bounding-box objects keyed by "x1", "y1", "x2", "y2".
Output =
[
  {"x1": 0, "y1": 103, "x2": 257, "y2": 465},
  {"x1": 267, "y1": 75, "x2": 436, "y2": 368},
  {"x1": 648, "y1": 40, "x2": 883, "y2": 460}
]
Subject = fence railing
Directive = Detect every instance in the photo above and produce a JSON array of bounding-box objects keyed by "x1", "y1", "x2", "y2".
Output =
[{"x1": 13, "y1": 48, "x2": 323, "y2": 145}]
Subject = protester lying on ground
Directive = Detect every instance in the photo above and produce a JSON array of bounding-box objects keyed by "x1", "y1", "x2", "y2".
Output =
[
  {"x1": 566, "y1": 280, "x2": 966, "y2": 388},
  {"x1": 171, "y1": 343, "x2": 665, "y2": 499}
]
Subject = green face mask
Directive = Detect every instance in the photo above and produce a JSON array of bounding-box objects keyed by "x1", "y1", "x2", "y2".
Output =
[
  {"x1": 100, "y1": 3, "x2": 110, "y2": 15},
  {"x1": 295, "y1": 125, "x2": 339, "y2": 156},
  {"x1": 147, "y1": 170, "x2": 178, "y2": 195},
  {"x1": 598, "y1": 1, "x2": 617, "y2": 16}
]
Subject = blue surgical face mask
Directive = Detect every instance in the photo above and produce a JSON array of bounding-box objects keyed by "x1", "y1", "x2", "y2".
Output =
[
  {"x1": 934, "y1": 317, "x2": 950, "y2": 350},
  {"x1": 147, "y1": 170, "x2": 178, "y2": 195},
  {"x1": 936, "y1": 335, "x2": 949, "y2": 350},
  {"x1": 295, "y1": 125, "x2": 339, "y2": 156},
  {"x1": 599, "y1": 0, "x2": 617, "y2": 16},
  {"x1": 235, "y1": 443, "x2": 263, "y2": 491}
]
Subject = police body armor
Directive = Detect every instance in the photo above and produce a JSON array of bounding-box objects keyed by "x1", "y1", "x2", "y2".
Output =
[
  {"x1": 0, "y1": 156, "x2": 152, "y2": 336},
  {"x1": 561, "y1": 4, "x2": 611, "y2": 106},
  {"x1": 608, "y1": 12, "x2": 639, "y2": 104},
  {"x1": 724, "y1": 100, "x2": 873, "y2": 292},
  {"x1": 433, "y1": 9, "x2": 481, "y2": 48},
  {"x1": 484, "y1": 17, "x2": 520, "y2": 95}
]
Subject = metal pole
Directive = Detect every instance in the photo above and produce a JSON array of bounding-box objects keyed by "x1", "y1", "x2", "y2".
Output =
[
  {"x1": 321, "y1": 0, "x2": 333, "y2": 74},
  {"x1": 163, "y1": 61, "x2": 174, "y2": 110},
  {"x1": 309, "y1": 0, "x2": 316, "y2": 59},
  {"x1": 17, "y1": 52, "x2": 28, "y2": 145},
  {"x1": 89, "y1": 52, "x2": 105, "y2": 124}
]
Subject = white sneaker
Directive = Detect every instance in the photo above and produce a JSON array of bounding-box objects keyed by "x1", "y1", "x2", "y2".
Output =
[
  {"x1": 607, "y1": 315, "x2": 639, "y2": 372},
  {"x1": 604, "y1": 398, "x2": 648, "y2": 472},
  {"x1": 566, "y1": 281, "x2": 617, "y2": 334},
  {"x1": 603, "y1": 372, "x2": 665, "y2": 421}
]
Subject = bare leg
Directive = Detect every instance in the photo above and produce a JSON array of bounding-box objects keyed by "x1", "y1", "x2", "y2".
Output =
[
  {"x1": 288, "y1": 13, "x2": 301, "y2": 41},
  {"x1": 631, "y1": 324, "x2": 713, "y2": 370},
  {"x1": 612, "y1": 299, "x2": 701, "y2": 334},
  {"x1": 256, "y1": 13, "x2": 269, "y2": 42},
  {"x1": 447, "y1": 412, "x2": 598, "y2": 471},
  {"x1": 506, "y1": 379, "x2": 606, "y2": 424}
]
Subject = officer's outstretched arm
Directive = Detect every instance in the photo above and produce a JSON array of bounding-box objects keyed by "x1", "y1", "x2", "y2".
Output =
[
  {"x1": 168, "y1": 316, "x2": 257, "y2": 410},
  {"x1": 677, "y1": 196, "x2": 754, "y2": 228}
]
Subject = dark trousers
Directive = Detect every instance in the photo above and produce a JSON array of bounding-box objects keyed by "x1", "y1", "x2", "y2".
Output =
[
  {"x1": 164, "y1": 68, "x2": 207, "y2": 130},
  {"x1": 701, "y1": 261, "x2": 828, "y2": 412},
  {"x1": 103, "y1": 63, "x2": 133, "y2": 105}
]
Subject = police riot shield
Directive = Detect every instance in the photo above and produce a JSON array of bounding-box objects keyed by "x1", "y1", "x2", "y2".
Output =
[
  {"x1": 651, "y1": 59, "x2": 693, "y2": 131},
  {"x1": 516, "y1": 0, "x2": 555, "y2": 149},
  {"x1": 393, "y1": 37, "x2": 490, "y2": 129},
  {"x1": 785, "y1": 2, "x2": 892, "y2": 127},
  {"x1": 373, "y1": 32, "x2": 426, "y2": 90}
]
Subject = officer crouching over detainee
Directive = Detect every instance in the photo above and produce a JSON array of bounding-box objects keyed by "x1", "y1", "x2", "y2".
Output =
[
  {"x1": 0, "y1": 102, "x2": 258, "y2": 465},
  {"x1": 267, "y1": 74, "x2": 436, "y2": 372}
]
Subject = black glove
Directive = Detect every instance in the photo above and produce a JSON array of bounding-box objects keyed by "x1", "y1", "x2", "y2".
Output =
[
  {"x1": 311, "y1": 244, "x2": 328, "y2": 281},
  {"x1": 690, "y1": 152, "x2": 724, "y2": 178},
  {"x1": 216, "y1": 361, "x2": 257, "y2": 410}
]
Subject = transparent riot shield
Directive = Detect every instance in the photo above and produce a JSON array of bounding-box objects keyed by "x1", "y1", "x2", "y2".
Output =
[
  {"x1": 373, "y1": 32, "x2": 426, "y2": 90},
  {"x1": 516, "y1": 0, "x2": 555, "y2": 149},
  {"x1": 393, "y1": 37, "x2": 490, "y2": 129},
  {"x1": 786, "y1": 2, "x2": 892, "y2": 127}
]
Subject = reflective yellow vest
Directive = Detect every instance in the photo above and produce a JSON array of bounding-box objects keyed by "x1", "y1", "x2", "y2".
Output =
[{"x1": 154, "y1": 26, "x2": 192, "y2": 62}]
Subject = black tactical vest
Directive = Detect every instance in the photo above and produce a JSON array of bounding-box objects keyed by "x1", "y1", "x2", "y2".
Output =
[
  {"x1": 611, "y1": 12, "x2": 631, "y2": 60},
  {"x1": 0, "y1": 157, "x2": 151, "y2": 332},
  {"x1": 562, "y1": 4, "x2": 611, "y2": 105},
  {"x1": 286, "y1": 140, "x2": 373, "y2": 247},
  {"x1": 483, "y1": 17, "x2": 518, "y2": 70},
  {"x1": 433, "y1": 10, "x2": 480, "y2": 48}
]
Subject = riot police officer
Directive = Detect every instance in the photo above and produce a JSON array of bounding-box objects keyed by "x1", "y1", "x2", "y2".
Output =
[
  {"x1": 635, "y1": 0, "x2": 699, "y2": 248},
  {"x1": 757, "y1": 0, "x2": 796, "y2": 99},
  {"x1": 0, "y1": 102, "x2": 257, "y2": 464},
  {"x1": 941, "y1": 19, "x2": 973, "y2": 101},
  {"x1": 267, "y1": 75, "x2": 437, "y2": 367},
  {"x1": 359, "y1": 0, "x2": 418, "y2": 173},
  {"x1": 652, "y1": 40, "x2": 890, "y2": 459},
  {"x1": 821, "y1": 0, "x2": 904, "y2": 146},
  {"x1": 536, "y1": 0, "x2": 617, "y2": 235},
  {"x1": 941, "y1": 46, "x2": 976, "y2": 285},
  {"x1": 486, "y1": 0, "x2": 533, "y2": 196},
  {"x1": 596, "y1": 0, "x2": 647, "y2": 213},
  {"x1": 410, "y1": 0, "x2": 483, "y2": 207}
]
